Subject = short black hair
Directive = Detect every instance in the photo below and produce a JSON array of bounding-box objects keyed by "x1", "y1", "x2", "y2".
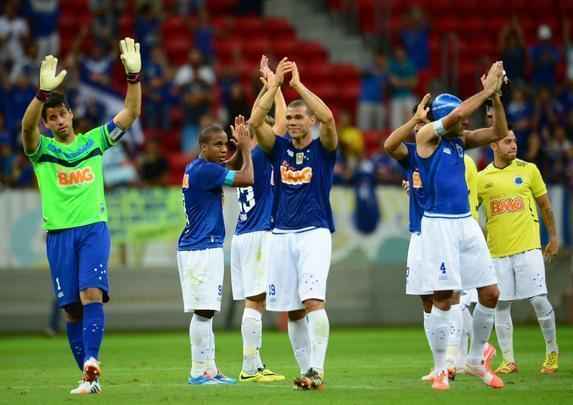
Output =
[
  {"x1": 198, "y1": 124, "x2": 225, "y2": 145},
  {"x1": 41, "y1": 92, "x2": 71, "y2": 121}
]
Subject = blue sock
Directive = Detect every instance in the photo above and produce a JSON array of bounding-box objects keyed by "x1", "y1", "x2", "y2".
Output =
[
  {"x1": 66, "y1": 321, "x2": 85, "y2": 370},
  {"x1": 82, "y1": 303, "x2": 105, "y2": 361}
]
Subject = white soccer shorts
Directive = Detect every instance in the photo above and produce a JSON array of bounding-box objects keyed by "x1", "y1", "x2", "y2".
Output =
[
  {"x1": 420, "y1": 215, "x2": 497, "y2": 292},
  {"x1": 177, "y1": 248, "x2": 224, "y2": 312},
  {"x1": 406, "y1": 232, "x2": 432, "y2": 296},
  {"x1": 230, "y1": 231, "x2": 271, "y2": 300},
  {"x1": 266, "y1": 227, "x2": 331, "y2": 312},
  {"x1": 493, "y1": 249, "x2": 547, "y2": 301}
]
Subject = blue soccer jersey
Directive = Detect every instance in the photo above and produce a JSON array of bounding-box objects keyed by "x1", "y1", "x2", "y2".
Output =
[
  {"x1": 398, "y1": 143, "x2": 425, "y2": 233},
  {"x1": 235, "y1": 146, "x2": 274, "y2": 235},
  {"x1": 178, "y1": 158, "x2": 234, "y2": 251},
  {"x1": 270, "y1": 136, "x2": 336, "y2": 232},
  {"x1": 416, "y1": 137, "x2": 470, "y2": 216}
]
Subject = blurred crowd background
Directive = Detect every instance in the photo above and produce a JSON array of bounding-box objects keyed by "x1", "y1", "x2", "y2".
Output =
[{"x1": 1, "y1": 0, "x2": 572, "y2": 192}]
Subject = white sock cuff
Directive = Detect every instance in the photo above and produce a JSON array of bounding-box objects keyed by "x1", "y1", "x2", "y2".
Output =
[
  {"x1": 307, "y1": 308, "x2": 327, "y2": 320},
  {"x1": 431, "y1": 306, "x2": 450, "y2": 321},
  {"x1": 475, "y1": 303, "x2": 495, "y2": 315},
  {"x1": 423, "y1": 311, "x2": 431, "y2": 320},
  {"x1": 193, "y1": 314, "x2": 211, "y2": 323},
  {"x1": 243, "y1": 307, "x2": 262, "y2": 321}
]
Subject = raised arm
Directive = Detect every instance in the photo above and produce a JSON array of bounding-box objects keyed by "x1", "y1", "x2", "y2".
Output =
[
  {"x1": 230, "y1": 115, "x2": 254, "y2": 187},
  {"x1": 416, "y1": 62, "x2": 503, "y2": 157},
  {"x1": 288, "y1": 62, "x2": 337, "y2": 150},
  {"x1": 255, "y1": 55, "x2": 288, "y2": 136},
  {"x1": 21, "y1": 55, "x2": 67, "y2": 154},
  {"x1": 250, "y1": 57, "x2": 290, "y2": 153},
  {"x1": 384, "y1": 93, "x2": 430, "y2": 160},
  {"x1": 463, "y1": 93, "x2": 508, "y2": 148},
  {"x1": 536, "y1": 193, "x2": 559, "y2": 259},
  {"x1": 113, "y1": 37, "x2": 142, "y2": 130}
]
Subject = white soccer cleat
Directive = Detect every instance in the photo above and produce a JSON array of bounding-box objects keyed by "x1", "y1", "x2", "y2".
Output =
[{"x1": 70, "y1": 378, "x2": 102, "y2": 395}]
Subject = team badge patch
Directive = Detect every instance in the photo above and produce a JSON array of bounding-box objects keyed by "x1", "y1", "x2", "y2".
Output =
[
  {"x1": 296, "y1": 152, "x2": 304, "y2": 165},
  {"x1": 514, "y1": 176, "x2": 524, "y2": 185}
]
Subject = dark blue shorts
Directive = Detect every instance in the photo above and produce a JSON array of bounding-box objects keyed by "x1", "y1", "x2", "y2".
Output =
[{"x1": 46, "y1": 222, "x2": 111, "y2": 308}]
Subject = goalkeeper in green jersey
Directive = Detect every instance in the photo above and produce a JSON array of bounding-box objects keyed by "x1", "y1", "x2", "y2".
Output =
[{"x1": 20, "y1": 37, "x2": 142, "y2": 395}]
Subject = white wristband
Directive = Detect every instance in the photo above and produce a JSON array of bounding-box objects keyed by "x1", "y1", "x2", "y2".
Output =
[{"x1": 433, "y1": 119, "x2": 447, "y2": 136}]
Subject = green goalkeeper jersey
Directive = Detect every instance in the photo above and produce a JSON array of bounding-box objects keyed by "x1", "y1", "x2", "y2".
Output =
[{"x1": 26, "y1": 121, "x2": 125, "y2": 231}]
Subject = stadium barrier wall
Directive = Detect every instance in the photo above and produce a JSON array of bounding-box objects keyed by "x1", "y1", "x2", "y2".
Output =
[{"x1": 0, "y1": 187, "x2": 571, "y2": 332}]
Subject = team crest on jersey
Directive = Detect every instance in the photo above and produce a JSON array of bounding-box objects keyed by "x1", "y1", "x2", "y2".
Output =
[
  {"x1": 514, "y1": 176, "x2": 524, "y2": 186},
  {"x1": 56, "y1": 167, "x2": 94, "y2": 187},
  {"x1": 280, "y1": 162, "x2": 312, "y2": 185},
  {"x1": 491, "y1": 196, "x2": 524, "y2": 215},
  {"x1": 296, "y1": 152, "x2": 305, "y2": 165},
  {"x1": 412, "y1": 170, "x2": 423, "y2": 189}
]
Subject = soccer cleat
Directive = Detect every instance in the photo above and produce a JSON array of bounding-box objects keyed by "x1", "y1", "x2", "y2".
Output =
[
  {"x1": 188, "y1": 373, "x2": 220, "y2": 385},
  {"x1": 465, "y1": 362, "x2": 504, "y2": 389},
  {"x1": 483, "y1": 343, "x2": 496, "y2": 371},
  {"x1": 494, "y1": 360, "x2": 518, "y2": 374},
  {"x1": 447, "y1": 367, "x2": 457, "y2": 381},
  {"x1": 258, "y1": 368, "x2": 286, "y2": 382},
  {"x1": 83, "y1": 357, "x2": 101, "y2": 383},
  {"x1": 293, "y1": 368, "x2": 325, "y2": 391},
  {"x1": 213, "y1": 372, "x2": 237, "y2": 384},
  {"x1": 540, "y1": 351, "x2": 559, "y2": 374},
  {"x1": 421, "y1": 368, "x2": 435, "y2": 382},
  {"x1": 70, "y1": 378, "x2": 102, "y2": 395},
  {"x1": 432, "y1": 371, "x2": 449, "y2": 391}
]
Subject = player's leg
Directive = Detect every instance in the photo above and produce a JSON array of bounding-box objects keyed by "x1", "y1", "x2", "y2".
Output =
[
  {"x1": 419, "y1": 295, "x2": 436, "y2": 381},
  {"x1": 429, "y1": 290, "x2": 453, "y2": 390},
  {"x1": 515, "y1": 250, "x2": 558, "y2": 373},
  {"x1": 446, "y1": 293, "x2": 463, "y2": 378},
  {"x1": 240, "y1": 294, "x2": 265, "y2": 378},
  {"x1": 77, "y1": 222, "x2": 111, "y2": 388},
  {"x1": 295, "y1": 228, "x2": 331, "y2": 389}
]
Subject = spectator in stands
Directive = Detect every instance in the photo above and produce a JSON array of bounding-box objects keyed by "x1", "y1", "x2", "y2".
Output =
[
  {"x1": 79, "y1": 41, "x2": 114, "y2": 89},
  {"x1": 371, "y1": 149, "x2": 403, "y2": 184},
  {"x1": 137, "y1": 138, "x2": 170, "y2": 186},
  {"x1": 400, "y1": 6, "x2": 429, "y2": 72},
  {"x1": 530, "y1": 24, "x2": 560, "y2": 89},
  {"x1": 389, "y1": 45, "x2": 417, "y2": 130},
  {"x1": 563, "y1": 19, "x2": 573, "y2": 82},
  {"x1": 0, "y1": 1, "x2": 29, "y2": 64},
  {"x1": 225, "y1": 83, "x2": 250, "y2": 128},
  {"x1": 10, "y1": 149, "x2": 35, "y2": 188},
  {"x1": 24, "y1": 0, "x2": 59, "y2": 59},
  {"x1": 0, "y1": 113, "x2": 15, "y2": 187},
  {"x1": 357, "y1": 51, "x2": 388, "y2": 131},
  {"x1": 4, "y1": 71, "x2": 35, "y2": 135},
  {"x1": 174, "y1": 48, "x2": 215, "y2": 87},
  {"x1": 177, "y1": 0, "x2": 206, "y2": 15},
  {"x1": 499, "y1": 17, "x2": 527, "y2": 85},
  {"x1": 539, "y1": 125, "x2": 572, "y2": 185},
  {"x1": 533, "y1": 87, "x2": 562, "y2": 132},
  {"x1": 9, "y1": 40, "x2": 39, "y2": 84},
  {"x1": 236, "y1": 0, "x2": 264, "y2": 16},
  {"x1": 135, "y1": 2, "x2": 161, "y2": 64},
  {"x1": 338, "y1": 109, "x2": 364, "y2": 160},
  {"x1": 181, "y1": 83, "x2": 212, "y2": 153},
  {"x1": 193, "y1": 12, "x2": 214, "y2": 61}
]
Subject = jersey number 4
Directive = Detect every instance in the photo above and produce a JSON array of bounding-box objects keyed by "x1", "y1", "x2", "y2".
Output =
[{"x1": 238, "y1": 187, "x2": 256, "y2": 214}]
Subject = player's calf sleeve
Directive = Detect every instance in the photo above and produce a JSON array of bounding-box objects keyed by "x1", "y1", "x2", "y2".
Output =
[
  {"x1": 469, "y1": 304, "x2": 495, "y2": 364},
  {"x1": 66, "y1": 321, "x2": 85, "y2": 370},
  {"x1": 190, "y1": 314, "x2": 212, "y2": 377},
  {"x1": 495, "y1": 301, "x2": 515, "y2": 363},
  {"x1": 529, "y1": 295, "x2": 558, "y2": 353},
  {"x1": 241, "y1": 308, "x2": 263, "y2": 374},
  {"x1": 307, "y1": 309, "x2": 330, "y2": 374},
  {"x1": 207, "y1": 318, "x2": 218, "y2": 375},
  {"x1": 446, "y1": 304, "x2": 463, "y2": 368},
  {"x1": 82, "y1": 303, "x2": 104, "y2": 362},
  {"x1": 423, "y1": 312, "x2": 433, "y2": 352},
  {"x1": 288, "y1": 318, "x2": 311, "y2": 374},
  {"x1": 429, "y1": 306, "x2": 450, "y2": 374}
]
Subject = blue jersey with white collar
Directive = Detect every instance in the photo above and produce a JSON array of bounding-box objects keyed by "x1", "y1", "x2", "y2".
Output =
[
  {"x1": 398, "y1": 143, "x2": 425, "y2": 232},
  {"x1": 178, "y1": 158, "x2": 234, "y2": 251},
  {"x1": 269, "y1": 136, "x2": 336, "y2": 232},
  {"x1": 234, "y1": 146, "x2": 274, "y2": 235},
  {"x1": 417, "y1": 137, "x2": 470, "y2": 217}
]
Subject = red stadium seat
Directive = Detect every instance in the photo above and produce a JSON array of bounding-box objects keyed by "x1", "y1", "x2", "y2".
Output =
[
  {"x1": 241, "y1": 38, "x2": 271, "y2": 64},
  {"x1": 214, "y1": 39, "x2": 242, "y2": 63},
  {"x1": 165, "y1": 37, "x2": 194, "y2": 66},
  {"x1": 162, "y1": 16, "x2": 191, "y2": 39},
  {"x1": 331, "y1": 64, "x2": 360, "y2": 84},
  {"x1": 300, "y1": 64, "x2": 334, "y2": 87},
  {"x1": 118, "y1": 16, "x2": 134, "y2": 37},
  {"x1": 270, "y1": 39, "x2": 297, "y2": 59},
  {"x1": 295, "y1": 42, "x2": 329, "y2": 65},
  {"x1": 206, "y1": 0, "x2": 239, "y2": 14},
  {"x1": 263, "y1": 18, "x2": 297, "y2": 41},
  {"x1": 234, "y1": 17, "x2": 265, "y2": 36}
]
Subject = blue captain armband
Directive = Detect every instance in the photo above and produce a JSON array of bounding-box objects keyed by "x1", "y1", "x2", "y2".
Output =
[
  {"x1": 106, "y1": 120, "x2": 126, "y2": 143},
  {"x1": 224, "y1": 170, "x2": 236, "y2": 186},
  {"x1": 432, "y1": 119, "x2": 447, "y2": 137}
]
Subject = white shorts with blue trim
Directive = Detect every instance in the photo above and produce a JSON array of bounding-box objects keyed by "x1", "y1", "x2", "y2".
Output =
[
  {"x1": 266, "y1": 227, "x2": 331, "y2": 312},
  {"x1": 230, "y1": 231, "x2": 271, "y2": 300},
  {"x1": 420, "y1": 214, "x2": 497, "y2": 292},
  {"x1": 177, "y1": 248, "x2": 224, "y2": 312},
  {"x1": 406, "y1": 232, "x2": 433, "y2": 295},
  {"x1": 493, "y1": 249, "x2": 547, "y2": 301}
]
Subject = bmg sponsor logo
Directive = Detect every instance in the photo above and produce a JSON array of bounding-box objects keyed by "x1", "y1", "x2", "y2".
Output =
[
  {"x1": 280, "y1": 163, "x2": 312, "y2": 185},
  {"x1": 490, "y1": 196, "x2": 524, "y2": 215},
  {"x1": 57, "y1": 167, "x2": 95, "y2": 187}
]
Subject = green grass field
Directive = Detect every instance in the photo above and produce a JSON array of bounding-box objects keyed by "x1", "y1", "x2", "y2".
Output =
[{"x1": 1, "y1": 327, "x2": 571, "y2": 404}]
